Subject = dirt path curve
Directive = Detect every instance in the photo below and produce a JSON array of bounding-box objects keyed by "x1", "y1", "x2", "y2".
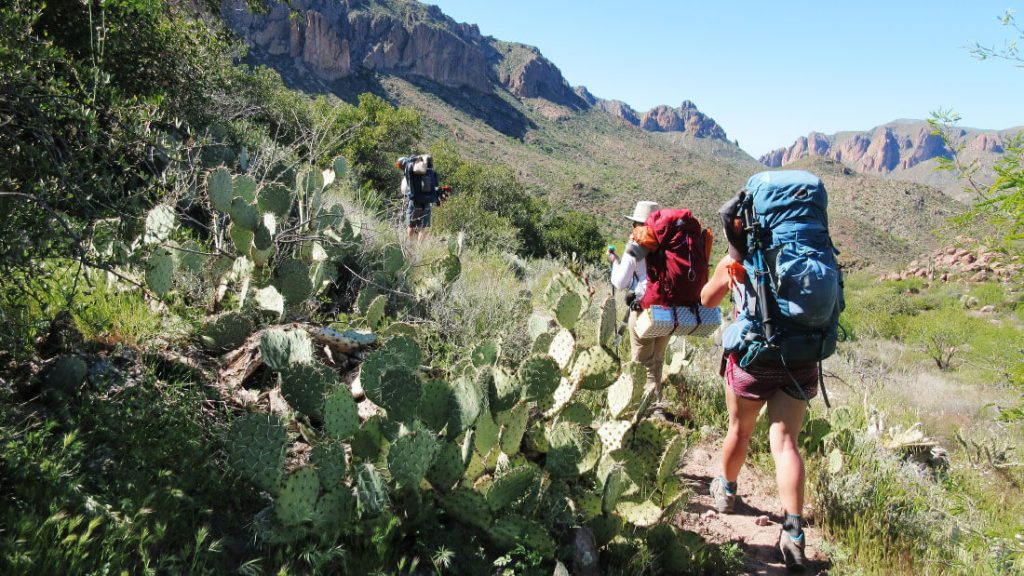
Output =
[{"x1": 675, "y1": 443, "x2": 830, "y2": 575}]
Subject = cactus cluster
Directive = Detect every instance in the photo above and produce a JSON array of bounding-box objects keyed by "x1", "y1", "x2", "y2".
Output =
[
  {"x1": 139, "y1": 159, "x2": 357, "y2": 340},
  {"x1": 221, "y1": 266, "x2": 691, "y2": 566}
]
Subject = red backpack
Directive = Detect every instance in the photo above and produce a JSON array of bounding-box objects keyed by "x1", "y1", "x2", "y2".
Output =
[{"x1": 639, "y1": 209, "x2": 713, "y2": 309}]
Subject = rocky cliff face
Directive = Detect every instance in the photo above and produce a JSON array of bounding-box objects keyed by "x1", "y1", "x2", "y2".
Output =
[
  {"x1": 639, "y1": 101, "x2": 727, "y2": 139},
  {"x1": 224, "y1": 0, "x2": 731, "y2": 142},
  {"x1": 759, "y1": 122, "x2": 1011, "y2": 174},
  {"x1": 223, "y1": 0, "x2": 493, "y2": 91}
]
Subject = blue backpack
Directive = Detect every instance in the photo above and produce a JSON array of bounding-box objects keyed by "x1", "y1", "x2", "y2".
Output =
[{"x1": 722, "y1": 171, "x2": 844, "y2": 382}]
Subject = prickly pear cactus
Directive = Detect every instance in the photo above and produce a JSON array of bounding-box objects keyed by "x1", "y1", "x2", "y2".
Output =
[
  {"x1": 365, "y1": 294, "x2": 387, "y2": 329},
  {"x1": 225, "y1": 413, "x2": 288, "y2": 493},
  {"x1": 364, "y1": 364, "x2": 422, "y2": 423},
  {"x1": 607, "y1": 362, "x2": 646, "y2": 418},
  {"x1": 554, "y1": 291, "x2": 583, "y2": 330},
  {"x1": 387, "y1": 424, "x2": 440, "y2": 487},
  {"x1": 571, "y1": 346, "x2": 619, "y2": 391},
  {"x1": 548, "y1": 329, "x2": 575, "y2": 370},
  {"x1": 199, "y1": 312, "x2": 254, "y2": 351},
  {"x1": 273, "y1": 258, "x2": 314, "y2": 306},
  {"x1": 276, "y1": 466, "x2": 319, "y2": 526},
  {"x1": 260, "y1": 328, "x2": 313, "y2": 371},
  {"x1": 470, "y1": 339, "x2": 500, "y2": 368},
  {"x1": 599, "y1": 294, "x2": 618, "y2": 348},
  {"x1": 310, "y1": 441, "x2": 347, "y2": 489},
  {"x1": 42, "y1": 356, "x2": 88, "y2": 395},
  {"x1": 518, "y1": 355, "x2": 561, "y2": 403},
  {"x1": 207, "y1": 167, "x2": 233, "y2": 211},
  {"x1": 323, "y1": 386, "x2": 360, "y2": 440},
  {"x1": 280, "y1": 362, "x2": 336, "y2": 419},
  {"x1": 146, "y1": 248, "x2": 176, "y2": 297}
]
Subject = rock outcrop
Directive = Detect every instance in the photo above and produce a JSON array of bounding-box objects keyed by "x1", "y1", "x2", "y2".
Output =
[
  {"x1": 880, "y1": 240, "x2": 1022, "y2": 284},
  {"x1": 495, "y1": 43, "x2": 583, "y2": 106},
  {"x1": 639, "y1": 101, "x2": 727, "y2": 139},
  {"x1": 760, "y1": 121, "x2": 1012, "y2": 176},
  {"x1": 223, "y1": 1, "x2": 732, "y2": 142},
  {"x1": 223, "y1": 0, "x2": 492, "y2": 91}
]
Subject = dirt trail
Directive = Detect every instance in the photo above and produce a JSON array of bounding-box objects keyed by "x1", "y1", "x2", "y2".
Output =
[{"x1": 675, "y1": 443, "x2": 830, "y2": 575}]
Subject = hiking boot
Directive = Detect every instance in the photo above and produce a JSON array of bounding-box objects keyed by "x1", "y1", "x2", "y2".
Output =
[
  {"x1": 649, "y1": 402, "x2": 668, "y2": 420},
  {"x1": 709, "y1": 476, "x2": 736, "y2": 513},
  {"x1": 778, "y1": 529, "x2": 807, "y2": 572}
]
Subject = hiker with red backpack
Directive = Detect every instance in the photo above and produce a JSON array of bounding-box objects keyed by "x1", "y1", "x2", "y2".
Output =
[
  {"x1": 701, "y1": 170, "x2": 844, "y2": 571},
  {"x1": 608, "y1": 201, "x2": 714, "y2": 418}
]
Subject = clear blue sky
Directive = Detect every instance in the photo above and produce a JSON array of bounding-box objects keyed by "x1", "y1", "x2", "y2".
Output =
[{"x1": 428, "y1": 0, "x2": 1024, "y2": 157}]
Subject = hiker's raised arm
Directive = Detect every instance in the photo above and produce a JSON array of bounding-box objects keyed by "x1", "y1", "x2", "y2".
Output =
[
  {"x1": 609, "y1": 252, "x2": 636, "y2": 290},
  {"x1": 700, "y1": 255, "x2": 733, "y2": 307}
]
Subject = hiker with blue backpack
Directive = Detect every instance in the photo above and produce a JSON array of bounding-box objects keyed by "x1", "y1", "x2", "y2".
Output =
[{"x1": 700, "y1": 171, "x2": 844, "y2": 571}]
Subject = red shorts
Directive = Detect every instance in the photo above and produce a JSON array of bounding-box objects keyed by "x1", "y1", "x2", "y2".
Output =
[{"x1": 724, "y1": 353, "x2": 819, "y2": 402}]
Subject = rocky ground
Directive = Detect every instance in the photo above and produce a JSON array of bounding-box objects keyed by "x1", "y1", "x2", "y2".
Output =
[
  {"x1": 880, "y1": 242, "x2": 1023, "y2": 284},
  {"x1": 676, "y1": 443, "x2": 830, "y2": 575}
]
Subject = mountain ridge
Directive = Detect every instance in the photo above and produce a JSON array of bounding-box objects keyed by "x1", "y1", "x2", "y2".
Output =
[
  {"x1": 222, "y1": 0, "x2": 728, "y2": 141},
  {"x1": 760, "y1": 120, "x2": 1023, "y2": 199}
]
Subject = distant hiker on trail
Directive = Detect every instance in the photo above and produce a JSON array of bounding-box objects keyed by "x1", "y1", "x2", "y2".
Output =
[
  {"x1": 396, "y1": 154, "x2": 450, "y2": 240},
  {"x1": 608, "y1": 200, "x2": 713, "y2": 418},
  {"x1": 701, "y1": 171, "x2": 844, "y2": 571}
]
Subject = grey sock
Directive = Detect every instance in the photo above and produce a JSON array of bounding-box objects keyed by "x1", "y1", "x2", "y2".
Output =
[{"x1": 783, "y1": 513, "x2": 803, "y2": 538}]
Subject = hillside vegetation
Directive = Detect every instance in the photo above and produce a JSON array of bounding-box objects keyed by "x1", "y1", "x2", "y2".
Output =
[{"x1": 1, "y1": 2, "x2": 1022, "y2": 576}]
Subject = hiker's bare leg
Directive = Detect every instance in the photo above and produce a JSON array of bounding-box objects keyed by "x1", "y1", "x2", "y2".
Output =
[
  {"x1": 722, "y1": 385, "x2": 765, "y2": 482},
  {"x1": 766, "y1": 391, "x2": 808, "y2": 515}
]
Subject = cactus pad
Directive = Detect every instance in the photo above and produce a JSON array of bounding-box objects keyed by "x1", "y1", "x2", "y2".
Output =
[
  {"x1": 232, "y1": 174, "x2": 258, "y2": 203},
  {"x1": 260, "y1": 328, "x2": 312, "y2": 371},
  {"x1": 310, "y1": 441, "x2": 347, "y2": 489},
  {"x1": 312, "y1": 488, "x2": 356, "y2": 532},
  {"x1": 355, "y1": 463, "x2": 389, "y2": 517},
  {"x1": 499, "y1": 402, "x2": 530, "y2": 456},
  {"x1": 388, "y1": 426, "x2": 440, "y2": 487},
  {"x1": 426, "y1": 442, "x2": 465, "y2": 492},
  {"x1": 439, "y1": 488, "x2": 492, "y2": 531},
  {"x1": 531, "y1": 331, "x2": 554, "y2": 354},
  {"x1": 607, "y1": 362, "x2": 646, "y2": 418},
  {"x1": 145, "y1": 248, "x2": 175, "y2": 297},
  {"x1": 598, "y1": 295, "x2": 617, "y2": 348},
  {"x1": 545, "y1": 422, "x2": 594, "y2": 478},
  {"x1": 273, "y1": 258, "x2": 313, "y2": 305},
  {"x1": 382, "y1": 335, "x2": 421, "y2": 368},
  {"x1": 365, "y1": 294, "x2": 387, "y2": 329},
  {"x1": 42, "y1": 356, "x2": 88, "y2": 395},
  {"x1": 488, "y1": 367, "x2": 520, "y2": 412},
  {"x1": 602, "y1": 466, "x2": 630, "y2": 515},
  {"x1": 257, "y1": 183, "x2": 292, "y2": 217},
  {"x1": 207, "y1": 167, "x2": 233, "y2": 211},
  {"x1": 143, "y1": 204, "x2": 176, "y2": 245},
  {"x1": 309, "y1": 326, "x2": 376, "y2": 354},
  {"x1": 381, "y1": 243, "x2": 405, "y2": 275},
  {"x1": 275, "y1": 467, "x2": 319, "y2": 526},
  {"x1": 517, "y1": 355, "x2": 561, "y2": 403},
  {"x1": 448, "y1": 376, "x2": 483, "y2": 434},
  {"x1": 355, "y1": 287, "x2": 379, "y2": 314},
  {"x1": 228, "y1": 223, "x2": 254, "y2": 255},
  {"x1": 199, "y1": 312, "x2": 253, "y2": 351},
  {"x1": 362, "y1": 364, "x2": 421, "y2": 423},
  {"x1": 332, "y1": 156, "x2": 348, "y2": 177},
  {"x1": 253, "y1": 215, "x2": 275, "y2": 251},
  {"x1": 434, "y1": 253, "x2": 462, "y2": 284},
  {"x1": 597, "y1": 420, "x2": 633, "y2": 453},
  {"x1": 351, "y1": 416, "x2": 386, "y2": 461},
  {"x1": 253, "y1": 285, "x2": 285, "y2": 316},
  {"x1": 323, "y1": 386, "x2": 360, "y2": 440},
  {"x1": 229, "y1": 197, "x2": 259, "y2": 231},
  {"x1": 547, "y1": 329, "x2": 575, "y2": 370},
  {"x1": 527, "y1": 314, "x2": 553, "y2": 340},
  {"x1": 417, "y1": 379, "x2": 452, "y2": 433},
  {"x1": 470, "y1": 339, "x2": 500, "y2": 368},
  {"x1": 571, "y1": 346, "x2": 619, "y2": 391},
  {"x1": 225, "y1": 413, "x2": 287, "y2": 492},
  {"x1": 554, "y1": 291, "x2": 583, "y2": 330},
  {"x1": 616, "y1": 499, "x2": 664, "y2": 528},
  {"x1": 657, "y1": 434, "x2": 686, "y2": 488},
  {"x1": 279, "y1": 362, "x2": 335, "y2": 419},
  {"x1": 473, "y1": 407, "x2": 500, "y2": 456},
  {"x1": 486, "y1": 465, "x2": 537, "y2": 512},
  {"x1": 542, "y1": 377, "x2": 577, "y2": 415},
  {"x1": 488, "y1": 516, "x2": 555, "y2": 559}
]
